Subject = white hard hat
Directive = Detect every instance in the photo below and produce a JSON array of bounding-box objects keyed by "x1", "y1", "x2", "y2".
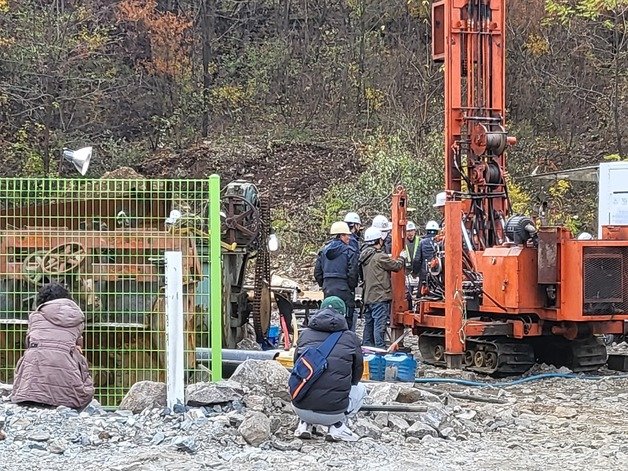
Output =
[
  {"x1": 363, "y1": 226, "x2": 383, "y2": 243},
  {"x1": 344, "y1": 212, "x2": 361, "y2": 225},
  {"x1": 433, "y1": 191, "x2": 447, "y2": 208},
  {"x1": 330, "y1": 221, "x2": 352, "y2": 235},
  {"x1": 372, "y1": 215, "x2": 392, "y2": 231},
  {"x1": 426, "y1": 220, "x2": 440, "y2": 232},
  {"x1": 406, "y1": 221, "x2": 417, "y2": 231},
  {"x1": 577, "y1": 232, "x2": 593, "y2": 240}
]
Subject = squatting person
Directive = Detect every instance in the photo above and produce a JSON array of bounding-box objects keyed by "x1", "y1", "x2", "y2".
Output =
[
  {"x1": 291, "y1": 296, "x2": 366, "y2": 442},
  {"x1": 11, "y1": 282, "x2": 94, "y2": 409}
]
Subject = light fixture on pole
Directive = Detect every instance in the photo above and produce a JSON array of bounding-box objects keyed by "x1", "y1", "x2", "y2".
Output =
[{"x1": 58, "y1": 146, "x2": 93, "y2": 175}]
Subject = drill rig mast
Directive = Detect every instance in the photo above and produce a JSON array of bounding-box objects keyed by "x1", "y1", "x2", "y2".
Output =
[{"x1": 390, "y1": 0, "x2": 628, "y2": 374}]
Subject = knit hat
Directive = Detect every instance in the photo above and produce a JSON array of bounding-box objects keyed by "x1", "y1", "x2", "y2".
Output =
[{"x1": 320, "y1": 296, "x2": 347, "y2": 316}]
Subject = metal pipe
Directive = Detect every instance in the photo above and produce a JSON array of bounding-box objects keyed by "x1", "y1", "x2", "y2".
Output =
[
  {"x1": 196, "y1": 348, "x2": 282, "y2": 378},
  {"x1": 196, "y1": 348, "x2": 281, "y2": 363},
  {"x1": 360, "y1": 404, "x2": 427, "y2": 413}
]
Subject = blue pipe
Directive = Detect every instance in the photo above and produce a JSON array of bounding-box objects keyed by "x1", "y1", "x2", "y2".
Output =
[{"x1": 414, "y1": 372, "x2": 628, "y2": 388}]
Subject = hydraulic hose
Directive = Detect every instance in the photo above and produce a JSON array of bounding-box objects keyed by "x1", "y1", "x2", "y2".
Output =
[{"x1": 414, "y1": 372, "x2": 628, "y2": 388}]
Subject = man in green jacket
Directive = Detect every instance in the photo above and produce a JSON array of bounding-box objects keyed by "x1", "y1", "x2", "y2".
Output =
[{"x1": 359, "y1": 226, "x2": 405, "y2": 348}]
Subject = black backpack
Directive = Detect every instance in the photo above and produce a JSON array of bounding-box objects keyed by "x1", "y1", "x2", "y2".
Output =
[{"x1": 289, "y1": 331, "x2": 343, "y2": 402}]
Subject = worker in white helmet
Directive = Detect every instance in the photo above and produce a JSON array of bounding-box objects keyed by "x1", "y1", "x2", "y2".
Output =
[
  {"x1": 314, "y1": 222, "x2": 359, "y2": 330},
  {"x1": 405, "y1": 221, "x2": 418, "y2": 263},
  {"x1": 359, "y1": 226, "x2": 405, "y2": 348},
  {"x1": 433, "y1": 191, "x2": 446, "y2": 210},
  {"x1": 412, "y1": 220, "x2": 441, "y2": 294},
  {"x1": 343, "y1": 212, "x2": 362, "y2": 253},
  {"x1": 403, "y1": 221, "x2": 419, "y2": 309},
  {"x1": 577, "y1": 232, "x2": 593, "y2": 240},
  {"x1": 372, "y1": 214, "x2": 392, "y2": 254}
]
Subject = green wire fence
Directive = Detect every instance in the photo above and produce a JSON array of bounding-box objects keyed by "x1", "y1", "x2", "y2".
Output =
[{"x1": 0, "y1": 176, "x2": 222, "y2": 406}]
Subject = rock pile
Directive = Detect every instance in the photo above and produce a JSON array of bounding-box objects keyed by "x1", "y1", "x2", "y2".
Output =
[{"x1": 2, "y1": 360, "x2": 628, "y2": 469}]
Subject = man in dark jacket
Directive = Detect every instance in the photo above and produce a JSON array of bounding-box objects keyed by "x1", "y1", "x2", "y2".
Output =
[
  {"x1": 292, "y1": 296, "x2": 365, "y2": 442},
  {"x1": 359, "y1": 227, "x2": 405, "y2": 348},
  {"x1": 412, "y1": 220, "x2": 440, "y2": 294},
  {"x1": 314, "y1": 222, "x2": 359, "y2": 329},
  {"x1": 344, "y1": 211, "x2": 362, "y2": 253}
]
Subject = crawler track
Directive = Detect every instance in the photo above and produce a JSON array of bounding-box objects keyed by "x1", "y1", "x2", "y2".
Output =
[{"x1": 417, "y1": 331, "x2": 607, "y2": 375}]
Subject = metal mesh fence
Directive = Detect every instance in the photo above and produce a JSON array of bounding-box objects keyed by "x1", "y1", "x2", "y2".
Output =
[{"x1": 0, "y1": 177, "x2": 221, "y2": 406}]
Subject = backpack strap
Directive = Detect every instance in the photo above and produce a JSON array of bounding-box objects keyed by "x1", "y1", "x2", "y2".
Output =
[{"x1": 317, "y1": 331, "x2": 343, "y2": 358}]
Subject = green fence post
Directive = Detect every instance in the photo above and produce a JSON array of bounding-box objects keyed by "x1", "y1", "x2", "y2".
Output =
[{"x1": 208, "y1": 174, "x2": 223, "y2": 380}]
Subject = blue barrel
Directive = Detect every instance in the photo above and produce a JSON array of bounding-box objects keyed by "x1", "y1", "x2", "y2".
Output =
[
  {"x1": 365, "y1": 354, "x2": 386, "y2": 381},
  {"x1": 267, "y1": 325, "x2": 280, "y2": 347},
  {"x1": 383, "y1": 353, "x2": 417, "y2": 382}
]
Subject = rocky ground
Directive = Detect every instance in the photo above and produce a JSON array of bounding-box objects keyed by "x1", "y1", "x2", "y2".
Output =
[{"x1": 1, "y1": 356, "x2": 628, "y2": 471}]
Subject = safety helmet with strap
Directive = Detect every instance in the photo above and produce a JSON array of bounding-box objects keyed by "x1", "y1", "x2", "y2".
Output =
[
  {"x1": 363, "y1": 226, "x2": 383, "y2": 244},
  {"x1": 330, "y1": 221, "x2": 351, "y2": 235}
]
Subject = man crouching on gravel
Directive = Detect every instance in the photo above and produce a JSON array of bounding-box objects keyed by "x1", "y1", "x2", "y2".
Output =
[{"x1": 291, "y1": 296, "x2": 366, "y2": 442}]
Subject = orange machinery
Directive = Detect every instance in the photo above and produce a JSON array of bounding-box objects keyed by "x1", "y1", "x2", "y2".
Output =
[{"x1": 390, "y1": 0, "x2": 628, "y2": 374}]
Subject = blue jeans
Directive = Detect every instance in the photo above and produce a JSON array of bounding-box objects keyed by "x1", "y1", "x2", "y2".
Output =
[{"x1": 362, "y1": 301, "x2": 390, "y2": 348}]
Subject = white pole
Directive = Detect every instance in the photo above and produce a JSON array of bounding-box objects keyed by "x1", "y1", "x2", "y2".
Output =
[{"x1": 165, "y1": 251, "x2": 185, "y2": 409}]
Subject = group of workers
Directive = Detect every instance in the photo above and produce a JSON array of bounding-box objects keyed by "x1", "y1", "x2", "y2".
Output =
[
  {"x1": 292, "y1": 192, "x2": 446, "y2": 442},
  {"x1": 313, "y1": 192, "x2": 446, "y2": 348}
]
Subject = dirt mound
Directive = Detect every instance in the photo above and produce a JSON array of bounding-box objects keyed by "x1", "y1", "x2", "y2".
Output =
[{"x1": 135, "y1": 141, "x2": 364, "y2": 209}]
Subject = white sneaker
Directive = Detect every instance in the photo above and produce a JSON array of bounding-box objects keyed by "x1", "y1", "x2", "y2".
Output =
[
  {"x1": 294, "y1": 420, "x2": 313, "y2": 439},
  {"x1": 325, "y1": 422, "x2": 359, "y2": 442}
]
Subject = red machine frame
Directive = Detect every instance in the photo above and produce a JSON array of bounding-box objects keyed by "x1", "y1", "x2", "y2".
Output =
[{"x1": 390, "y1": 0, "x2": 628, "y2": 373}]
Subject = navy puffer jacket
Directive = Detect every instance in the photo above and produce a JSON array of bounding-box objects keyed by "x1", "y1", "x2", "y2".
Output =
[
  {"x1": 292, "y1": 308, "x2": 363, "y2": 413},
  {"x1": 314, "y1": 239, "x2": 358, "y2": 289}
]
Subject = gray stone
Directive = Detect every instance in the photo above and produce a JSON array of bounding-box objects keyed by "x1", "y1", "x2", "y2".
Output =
[
  {"x1": 397, "y1": 387, "x2": 441, "y2": 403},
  {"x1": 271, "y1": 438, "x2": 303, "y2": 451},
  {"x1": 47, "y1": 439, "x2": 67, "y2": 454},
  {"x1": 185, "y1": 408, "x2": 206, "y2": 422},
  {"x1": 554, "y1": 406, "x2": 578, "y2": 419},
  {"x1": 0, "y1": 382, "x2": 12, "y2": 398},
  {"x1": 226, "y1": 412, "x2": 245, "y2": 427},
  {"x1": 415, "y1": 406, "x2": 450, "y2": 430},
  {"x1": 367, "y1": 383, "x2": 401, "y2": 404},
  {"x1": 230, "y1": 360, "x2": 291, "y2": 401},
  {"x1": 28, "y1": 442, "x2": 47, "y2": 451},
  {"x1": 244, "y1": 394, "x2": 271, "y2": 412},
  {"x1": 374, "y1": 412, "x2": 389, "y2": 428},
  {"x1": 173, "y1": 436, "x2": 197, "y2": 453},
  {"x1": 353, "y1": 418, "x2": 382, "y2": 439},
  {"x1": 118, "y1": 381, "x2": 166, "y2": 413},
  {"x1": 237, "y1": 338, "x2": 262, "y2": 351},
  {"x1": 388, "y1": 414, "x2": 410, "y2": 431},
  {"x1": 406, "y1": 422, "x2": 438, "y2": 439},
  {"x1": 27, "y1": 431, "x2": 50, "y2": 442},
  {"x1": 83, "y1": 399, "x2": 106, "y2": 416},
  {"x1": 186, "y1": 382, "x2": 243, "y2": 407},
  {"x1": 238, "y1": 411, "x2": 271, "y2": 446}
]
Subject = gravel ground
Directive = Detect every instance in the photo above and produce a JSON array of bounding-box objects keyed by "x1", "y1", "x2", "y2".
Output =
[{"x1": 1, "y1": 356, "x2": 628, "y2": 471}]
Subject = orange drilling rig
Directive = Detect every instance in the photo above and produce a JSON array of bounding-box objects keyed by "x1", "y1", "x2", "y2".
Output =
[{"x1": 390, "y1": 0, "x2": 628, "y2": 375}]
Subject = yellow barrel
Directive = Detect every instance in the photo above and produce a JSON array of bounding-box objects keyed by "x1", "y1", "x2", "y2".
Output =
[{"x1": 276, "y1": 349, "x2": 370, "y2": 380}]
